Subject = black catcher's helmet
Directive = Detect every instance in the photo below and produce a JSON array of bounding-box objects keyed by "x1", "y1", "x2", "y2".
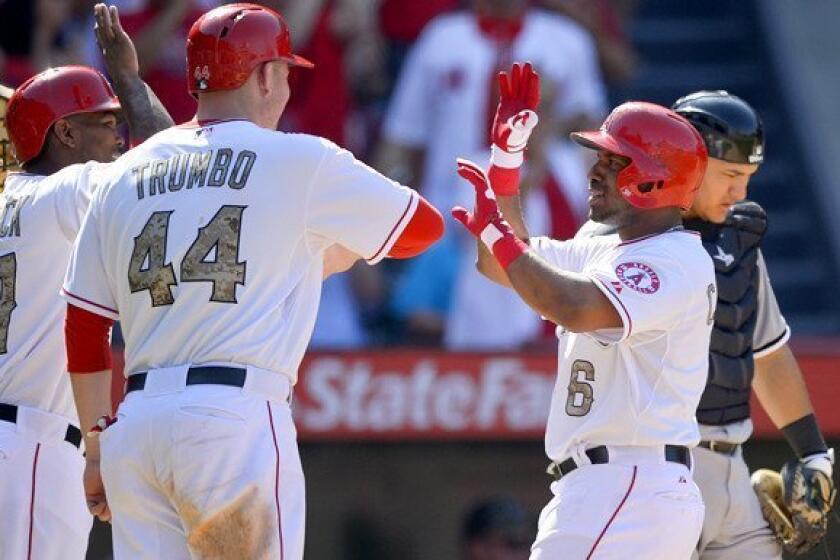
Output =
[{"x1": 672, "y1": 90, "x2": 764, "y2": 165}]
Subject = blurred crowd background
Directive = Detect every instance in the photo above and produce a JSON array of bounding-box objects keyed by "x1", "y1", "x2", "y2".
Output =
[
  {"x1": 1, "y1": 0, "x2": 639, "y2": 352},
  {"x1": 4, "y1": 0, "x2": 837, "y2": 351},
  {"x1": 4, "y1": 1, "x2": 840, "y2": 558}
]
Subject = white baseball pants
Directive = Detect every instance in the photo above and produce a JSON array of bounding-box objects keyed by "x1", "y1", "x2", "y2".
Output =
[
  {"x1": 531, "y1": 446, "x2": 705, "y2": 559},
  {"x1": 99, "y1": 365, "x2": 305, "y2": 559},
  {"x1": 0, "y1": 404, "x2": 91, "y2": 559}
]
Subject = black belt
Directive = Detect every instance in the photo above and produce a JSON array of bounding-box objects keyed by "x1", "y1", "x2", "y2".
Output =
[
  {"x1": 126, "y1": 366, "x2": 247, "y2": 393},
  {"x1": 698, "y1": 440, "x2": 739, "y2": 456},
  {"x1": 547, "y1": 444, "x2": 691, "y2": 481},
  {"x1": 0, "y1": 403, "x2": 82, "y2": 448}
]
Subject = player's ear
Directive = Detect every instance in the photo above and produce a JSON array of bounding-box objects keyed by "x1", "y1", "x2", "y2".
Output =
[
  {"x1": 256, "y1": 62, "x2": 273, "y2": 98},
  {"x1": 51, "y1": 119, "x2": 78, "y2": 149}
]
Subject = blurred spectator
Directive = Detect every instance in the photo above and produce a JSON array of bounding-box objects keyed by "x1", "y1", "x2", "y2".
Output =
[
  {"x1": 378, "y1": 0, "x2": 458, "y2": 92},
  {"x1": 0, "y1": 0, "x2": 93, "y2": 86},
  {"x1": 461, "y1": 497, "x2": 533, "y2": 560},
  {"x1": 278, "y1": 0, "x2": 386, "y2": 153},
  {"x1": 376, "y1": 0, "x2": 607, "y2": 348},
  {"x1": 279, "y1": 0, "x2": 390, "y2": 349},
  {"x1": 540, "y1": 0, "x2": 638, "y2": 85},
  {"x1": 110, "y1": 0, "x2": 219, "y2": 123},
  {"x1": 379, "y1": 0, "x2": 459, "y2": 45}
]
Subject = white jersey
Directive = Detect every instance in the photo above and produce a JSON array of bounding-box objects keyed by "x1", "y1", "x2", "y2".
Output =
[
  {"x1": 62, "y1": 120, "x2": 417, "y2": 383},
  {"x1": 529, "y1": 229, "x2": 716, "y2": 461},
  {"x1": 0, "y1": 164, "x2": 103, "y2": 421},
  {"x1": 384, "y1": 9, "x2": 606, "y2": 213}
]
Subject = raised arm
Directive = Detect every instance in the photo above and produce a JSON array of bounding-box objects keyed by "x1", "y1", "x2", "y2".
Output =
[
  {"x1": 476, "y1": 63, "x2": 540, "y2": 287},
  {"x1": 94, "y1": 3, "x2": 174, "y2": 144},
  {"x1": 452, "y1": 160, "x2": 620, "y2": 333}
]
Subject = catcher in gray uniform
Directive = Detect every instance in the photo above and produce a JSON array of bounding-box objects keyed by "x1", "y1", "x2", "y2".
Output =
[{"x1": 578, "y1": 91, "x2": 835, "y2": 559}]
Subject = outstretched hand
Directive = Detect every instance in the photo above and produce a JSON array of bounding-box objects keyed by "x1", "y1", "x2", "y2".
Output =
[
  {"x1": 451, "y1": 159, "x2": 503, "y2": 238},
  {"x1": 451, "y1": 159, "x2": 528, "y2": 270},
  {"x1": 94, "y1": 3, "x2": 139, "y2": 80},
  {"x1": 492, "y1": 62, "x2": 541, "y2": 153}
]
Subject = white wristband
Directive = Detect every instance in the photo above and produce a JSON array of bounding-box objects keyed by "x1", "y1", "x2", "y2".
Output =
[
  {"x1": 479, "y1": 223, "x2": 505, "y2": 250},
  {"x1": 491, "y1": 144, "x2": 524, "y2": 169},
  {"x1": 803, "y1": 449, "x2": 834, "y2": 478}
]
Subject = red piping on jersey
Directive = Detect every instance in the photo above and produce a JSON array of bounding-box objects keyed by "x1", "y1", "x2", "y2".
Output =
[
  {"x1": 367, "y1": 193, "x2": 416, "y2": 262},
  {"x1": 592, "y1": 276, "x2": 633, "y2": 338},
  {"x1": 267, "y1": 402, "x2": 284, "y2": 560},
  {"x1": 586, "y1": 466, "x2": 637, "y2": 559},
  {"x1": 27, "y1": 443, "x2": 41, "y2": 560},
  {"x1": 388, "y1": 196, "x2": 445, "y2": 259},
  {"x1": 61, "y1": 288, "x2": 118, "y2": 316}
]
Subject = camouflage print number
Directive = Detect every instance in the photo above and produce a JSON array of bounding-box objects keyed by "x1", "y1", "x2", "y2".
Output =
[
  {"x1": 128, "y1": 206, "x2": 247, "y2": 307},
  {"x1": 565, "y1": 359, "x2": 595, "y2": 417},
  {"x1": 180, "y1": 206, "x2": 246, "y2": 303},
  {"x1": 128, "y1": 211, "x2": 178, "y2": 306},
  {"x1": 0, "y1": 253, "x2": 17, "y2": 354}
]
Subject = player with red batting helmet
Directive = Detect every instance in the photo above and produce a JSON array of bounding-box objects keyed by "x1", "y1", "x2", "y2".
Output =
[
  {"x1": 456, "y1": 62, "x2": 714, "y2": 558},
  {"x1": 62, "y1": 3, "x2": 443, "y2": 558},
  {"x1": 0, "y1": 4, "x2": 173, "y2": 559}
]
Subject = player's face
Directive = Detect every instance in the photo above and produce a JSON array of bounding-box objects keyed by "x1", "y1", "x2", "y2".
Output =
[
  {"x1": 65, "y1": 111, "x2": 124, "y2": 163},
  {"x1": 686, "y1": 157, "x2": 758, "y2": 223},
  {"x1": 586, "y1": 150, "x2": 633, "y2": 225}
]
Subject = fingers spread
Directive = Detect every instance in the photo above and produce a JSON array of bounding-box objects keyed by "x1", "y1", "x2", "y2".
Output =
[
  {"x1": 510, "y1": 63, "x2": 522, "y2": 98},
  {"x1": 524, "y1": 63, "x2": 540, "y2": 109},
  {"x1": 498, "y1": 71, "x2": 512, "y2": 100},
  {"x1": 102, "y1": 3, "x2": 115, "y2": 41},
  {"x1": 111, "y1": 5, "x2": 124, "y2": 34},
  {"x1": 456, "y1": 159, "x2": 489, "y2": 192},
  {"x1": 451, "y1": 207, "x2": 474, "y2": 229}
]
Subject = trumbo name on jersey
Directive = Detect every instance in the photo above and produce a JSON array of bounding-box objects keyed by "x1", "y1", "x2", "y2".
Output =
[{"x1": 132, "y1": 148, "x2": 257, "y2": 200}]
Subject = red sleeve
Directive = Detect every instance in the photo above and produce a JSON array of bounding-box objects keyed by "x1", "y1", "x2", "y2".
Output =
[
  {"x1": 387, "y1": 196, "x2": 445, "y2": 258},
  {"x1": 65, "y1": 304, "x2": 114, "y2": 373}
]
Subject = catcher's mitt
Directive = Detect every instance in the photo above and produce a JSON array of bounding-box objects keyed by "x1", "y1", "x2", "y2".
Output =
[{"x1": 752, "y1": 454, "x2": 836, "y2": 555}]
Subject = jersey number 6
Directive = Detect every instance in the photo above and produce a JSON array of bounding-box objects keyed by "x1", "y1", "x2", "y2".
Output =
[
  {"x1": 565, "y1": 359, "x2": 595, "y2": 417},
  {"x1": 128, "y1": 205, "x2": 247, "y2": 306}
]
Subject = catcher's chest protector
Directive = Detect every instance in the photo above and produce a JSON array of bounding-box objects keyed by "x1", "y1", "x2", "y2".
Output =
[{"x1": 686, "y1": 200, "x2": 767, "y2": 425}]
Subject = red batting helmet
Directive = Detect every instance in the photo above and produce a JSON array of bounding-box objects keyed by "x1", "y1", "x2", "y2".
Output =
[
  {"x1": 6, "y1": 65, "x2": 121, "y2": 165},
  {"x1": 571, "y1": 102, "x2": 708, "y2": 210},
  {"x1": 186, "y1": 3, "x2": 313, "y2": 95}
]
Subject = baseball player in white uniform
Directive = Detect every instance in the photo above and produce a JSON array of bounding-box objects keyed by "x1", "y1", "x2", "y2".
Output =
[
  {"x1": 61, "y1": 4, "x2": 444, "y2": 559},
  {"x1": 576, "y1": 92, "x2": 837, "y2": 558},
  {"x1": 378, "y1": 0, "x2": 607, "y2": 349},
  {"x1": 0, "y1": 6, "x2": 173, "y2": 559},
  {"x1": 454, "y1": 64, "x2": 715, "y2": 559}
]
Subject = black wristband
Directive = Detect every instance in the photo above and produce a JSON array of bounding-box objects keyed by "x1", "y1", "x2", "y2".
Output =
[{"x1": 781, "y1": 413, "x2": 828, "y2": 458}]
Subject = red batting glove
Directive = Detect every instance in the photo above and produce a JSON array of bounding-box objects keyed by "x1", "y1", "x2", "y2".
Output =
[
  {"x1": 451, "y1": 159, "x2": 529, "y2": 270},
  {"x1": 490, "y1": 62, "x2": 541, "y2": 195}
]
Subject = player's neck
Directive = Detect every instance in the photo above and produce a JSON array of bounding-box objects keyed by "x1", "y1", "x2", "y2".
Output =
[
  {"x1": 616, "y1": 209, "x2": 683, "y2": 242},
  {"x1": 24, "y1": 152, "x2": 73, "y2": 176},
  {"x1": 196, "y1": 93, "x2": 279, "y2": 131}
]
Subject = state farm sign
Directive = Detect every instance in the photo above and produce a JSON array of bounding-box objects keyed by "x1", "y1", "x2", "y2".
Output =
[{"x1": 293, "y1": 352, "x2": 557, "y2": 440}]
